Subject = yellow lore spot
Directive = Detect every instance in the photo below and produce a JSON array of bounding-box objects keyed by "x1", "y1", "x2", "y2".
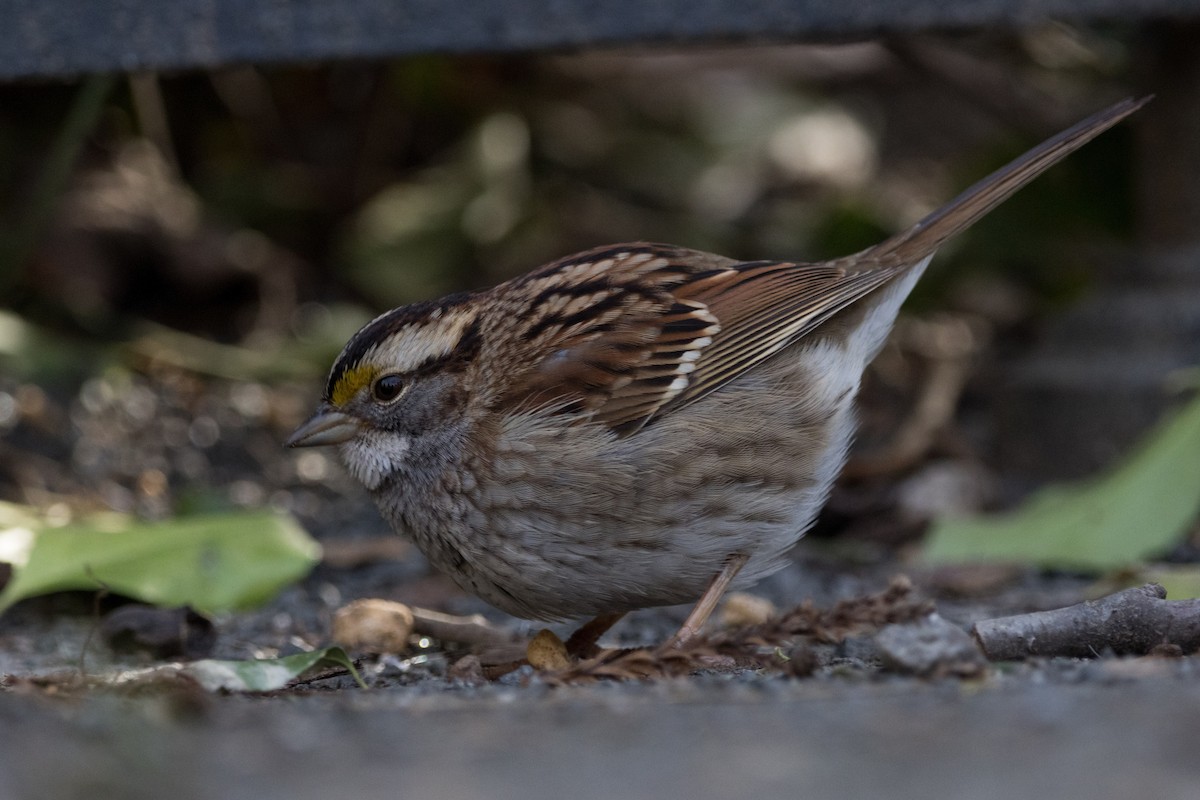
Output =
[{"x1": 331, "y1": 364, "x2": 378, "y2": 407}]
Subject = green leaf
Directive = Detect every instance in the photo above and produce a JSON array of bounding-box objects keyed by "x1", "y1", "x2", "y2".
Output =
[
  {"x1": 0, "y1": 509, "x2": 321, "y2": 615},
  {"x1": 1092, "y1": 565, "x2": 1200, "y2": 601},
  {"x1": 179, "y1": 647, "x2": 364, "y2": 692},
  {"x1": 0, "y1": 310, "x2": 108, "y2": 382},
  {"x1": 923, "y1": 392, "x2": 1200, "y2": 569},
  {"x1": 1144, "y1": 566, "x2": 1200, "y2": 601},
  {"x1": 97, "y1": 647, "x2": 365, "y2": 692}
]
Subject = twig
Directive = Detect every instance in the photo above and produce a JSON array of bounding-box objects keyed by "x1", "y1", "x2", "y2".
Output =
[
  {"x1": 287, "y1": 663, "x2": 361, "y2": 688},
  {"x1": 75, "y1": 566, "x2": 112, "y2": 684},
  {"x1": 410, "y1": 606, "x2": 518, "y2": 648},
  {"x1": 972, "y1": 584, "x2": 1200, "y2": 660},
  {"x1": 843, "y1": 317, "x2": 978, "y2": 480},
  {"x1": 128, "y1": 73, "x2": 180, "y2": 176},
  {"x1": 844, "y1": 356, "x2": 971, "y2": 479},
  {"x1": 885, "y1": 37, "x2": 1065, "y2": 136}
]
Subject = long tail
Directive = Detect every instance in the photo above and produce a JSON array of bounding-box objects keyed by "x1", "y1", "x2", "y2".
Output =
[{"x1": 868, "y1": 96, "x2": 1150, "y2": 265}]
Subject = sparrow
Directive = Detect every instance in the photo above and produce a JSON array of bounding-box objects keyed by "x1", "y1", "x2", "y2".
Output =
[{"x1": 289, "y1": 96, "x2": 1147, "y2": 648}]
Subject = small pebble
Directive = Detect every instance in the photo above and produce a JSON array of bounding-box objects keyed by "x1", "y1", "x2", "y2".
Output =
[
  {"x1": 875, "y1": 613, "x2": 988, "y2": 678},
  {"x1": 448, "y1": 654, "x2": 486, "y2": 685}
]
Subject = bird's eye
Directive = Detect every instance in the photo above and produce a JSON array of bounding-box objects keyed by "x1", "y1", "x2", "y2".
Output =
[{"x1": 372, "y1": 374, "x2": 405, "y2": 404}]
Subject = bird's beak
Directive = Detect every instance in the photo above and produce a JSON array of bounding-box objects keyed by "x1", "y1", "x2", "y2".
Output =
[{"x1": 285, "y1": 406, "x2": 360, "y2": 448}]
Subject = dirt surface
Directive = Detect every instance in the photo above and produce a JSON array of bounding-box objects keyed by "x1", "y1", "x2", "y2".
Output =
[
  {"x1": 4, "y1": 347, "x2": 1200, "y2": 799},
  {"x1": 3, "y1": 649, "x2": 1200, "y2": 800},
  {"x1": 4, "y1": 538, "x2": 1200, "y2": 800}
]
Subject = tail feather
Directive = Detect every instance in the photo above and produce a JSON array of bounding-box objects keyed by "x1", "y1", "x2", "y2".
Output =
[{"x1": 868, "y1": 96, "x2": 1151, "y2": 265}]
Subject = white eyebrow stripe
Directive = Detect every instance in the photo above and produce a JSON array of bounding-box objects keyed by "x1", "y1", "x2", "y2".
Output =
[{"x1": 367, "y1": 311, "x2": 475, "y2": 373}]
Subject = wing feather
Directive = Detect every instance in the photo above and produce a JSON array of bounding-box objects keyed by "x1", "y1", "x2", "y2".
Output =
[
  {"x1": 496, "y1": 245, "x2": 907, "y2": 435},
  {"x1": 492, "y1": 99, "x2": 1150, "y2": 435}
]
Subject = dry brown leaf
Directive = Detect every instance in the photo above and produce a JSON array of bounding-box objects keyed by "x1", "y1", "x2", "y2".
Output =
[{"x1": 539, "y1": 576, "x2": 932, "y2": 684}]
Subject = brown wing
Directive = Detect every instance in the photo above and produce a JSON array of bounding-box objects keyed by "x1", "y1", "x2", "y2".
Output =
[
  {"x1": 498, "y1": 97, "x2": 1149, "y2": 435},
  {"x1": 498, "y1": 244, "x2": 903, "y2": 436}
]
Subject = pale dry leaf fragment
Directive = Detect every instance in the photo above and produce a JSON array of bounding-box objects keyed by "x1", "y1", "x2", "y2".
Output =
[
  {"x1": 526, "y1": 628, "x2": 571, "y2": 671},
  {"x1": 720, "y1": 592, "x2": 777, "y2": 628},
  {"x1": 332, "y1": 598, "x2": 415, "y2": 654}
]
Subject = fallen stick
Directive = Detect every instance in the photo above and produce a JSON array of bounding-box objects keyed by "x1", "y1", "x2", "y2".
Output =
[
  {"x1": 971, "y1": 583, "x2": 1200, "y2": 660},
  {"x1": 410, "y1": 606, "x2": 518, "y2": 648}
]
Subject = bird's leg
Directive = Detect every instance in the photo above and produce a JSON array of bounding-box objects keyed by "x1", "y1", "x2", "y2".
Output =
[
  {"x1": 564, "y1": 611, "x2": 626, "y2": 658},
  {"x1": 668, "y1": 554, "x2": 750, "y2": 648}
]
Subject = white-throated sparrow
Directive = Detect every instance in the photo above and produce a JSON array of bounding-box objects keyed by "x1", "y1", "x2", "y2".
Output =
[{"x1": 289, "y1": 98, "x2": 1146, "y2": 645}]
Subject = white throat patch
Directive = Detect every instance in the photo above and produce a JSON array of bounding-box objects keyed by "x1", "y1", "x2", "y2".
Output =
[{"x1": 340, "y1": 431, "x2": 412, "y2": 490}]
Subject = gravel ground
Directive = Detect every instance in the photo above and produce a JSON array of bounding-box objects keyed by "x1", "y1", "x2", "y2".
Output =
[
  {"x1": 3, "y1": 350, "x2": 1199, "y2": 800},
  {"x1": 5, "y1": 539, "x2": 1200, "y2": 800},
  {"x1": 4, "y1": 660, "x2": 1200, "y2": 800}
]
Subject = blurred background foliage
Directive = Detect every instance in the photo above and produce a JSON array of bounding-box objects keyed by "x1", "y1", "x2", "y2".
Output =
[
  {"x1": 0, "y1": 25, "x2": 1145, "y2": 526},
  {"x1": 0, "y1": 29, "x2": 1136, "y2": 346}
]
